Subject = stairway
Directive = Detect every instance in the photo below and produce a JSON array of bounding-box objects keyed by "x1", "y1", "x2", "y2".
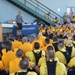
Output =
[{"x1": 7, "y1": 0, "x2": 64, "y2": 26}]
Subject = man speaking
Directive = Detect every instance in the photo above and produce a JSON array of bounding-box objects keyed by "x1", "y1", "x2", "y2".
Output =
[{"x1": 16, "y1": 11, "x2": 24, "y2": 36}]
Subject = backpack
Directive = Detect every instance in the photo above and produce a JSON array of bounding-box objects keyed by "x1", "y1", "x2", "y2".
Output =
[
  {"x1": 59, "y1": 50, "x2": 71, "y2": 64},
  {"x1": 32, "y1": 50, "x2": 42, "y2": 65},
  {"x1": 66, "y1": 46, "x2": 72, "y2": 56},
  {"x1": 15, "y1": 72, "x2": 28, "y2": 75},
  {"x1": 46, "y1": 60, "x2": 57, "y2": 75}
]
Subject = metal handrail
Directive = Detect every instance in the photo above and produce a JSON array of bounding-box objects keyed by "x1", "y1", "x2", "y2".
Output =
[
  {"x1": 33, "y1": 0, "x2": 63, "y2": 19},
  {"x1": 26, "y1": 0, "x2": 58, "y2": 18},
  {"x1": 26, "y1": 0, "x2": 64, "y2": 23},
  {"x1": 26, "y1": 1, "x2": 54, "y2": 20},
  {"x1": 25, "y1": 0, "x2": 63, "y2": 23}
]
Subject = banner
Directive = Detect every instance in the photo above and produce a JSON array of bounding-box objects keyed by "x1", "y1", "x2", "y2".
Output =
[{"x1": 13, "y1": 24, "x2": 39, "y2": 36}]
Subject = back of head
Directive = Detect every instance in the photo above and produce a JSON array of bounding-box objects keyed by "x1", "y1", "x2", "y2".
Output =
[
  {"x1": 15, "y1": 36, "x2": 19, "y2": 40},
  {"x1": 34, "y1": 42, "x2": 40, "y2": 50},
  {"x1": 53, "y1": 37, "x2": 57, "y2": 42},
  {"x1": 16, "y1": 49, "x2": 24, "y2": 58},
  {"x1": 22, "y1": 37, "x2": 28, "y2": 43},
  {"x1": 58, "y1": 41, "x2": 64, "y2": 49},
  {"x1": 73, "y1": 35, "x2": 75, "y2": 41},
  {"x1": 6, "y1": 40, "x2": 12, "y2": 52},
  {"x1": 47, "y1": 46, "x2": 54, "y2": 51},
  {"x1": 45, "y1": 37, "x2": 50, "y2": 44},
  {"x1": 19, "y1": 58, "x2": 29, "y2": 70},
  {"x1": 46, "y1": 46, "x2": 55, "y2": 59}
]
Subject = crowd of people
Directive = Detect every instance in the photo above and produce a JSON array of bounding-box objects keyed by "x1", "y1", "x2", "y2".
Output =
[
  {"x1": 0, "y1": 22, "x2": 75, "y2": 75},
  {"x1": 45, "y1": 12, "x2": 75, "y2": 24}
]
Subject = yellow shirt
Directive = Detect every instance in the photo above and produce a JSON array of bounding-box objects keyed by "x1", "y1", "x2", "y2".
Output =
[
  {"x1": 10, "y1": 70, "x2": 37, "y2": 75},
  {"x1": 2, "y1": 48, "x2": 18, "y2": 55},
  {"x1": 2, "y1": 51, "x2": 16, "y2": 68},
  {"x1": 53, "y1": 19, "x2": 58, "y2": 23},
  {"x1": 41, "y1": 44, "x2": 53, "y2": 52},
  {"x1": 39, "y1": 36, "x2": 46, "y2": 46},
  {"x1": 0, "y1": 61, "x2": 4, "y2": 70},
  {"x1": 32, "y1": 40, "x2": 44, "y2": 49},
  {"x1": 38, "y1": 56, "x2": 59, "y2": 67},
  {"x1": 25, "y1": 50, "x2": 45, "y2": 64},
  {"x1": 68, "y1": 57, "x2": 75, "y2": 67},
  {"x1": 55, "y1": 48, "x2": 67, "y2": 65},
  {"x1": 50, "y1": 39, "x2": 53, "y2": 44},
  {"x1": 9, "y1": 58, "x2": 33, "y2": 74},
  {"x1": 19, "y1": 42, "x2": 32, "y2": 57},
  {"x1": 2, "y1": 48, "x2": 6, "y2": 55},
  {"x1": 9, "y1": 58, "x2": 22, "y2": 74},
  {"x1": 40, "y1": 60, "x2": 67, "y2": 75},
  {"x1": 12, "y1": 40, "x2": 22, "y2": 49},
  {"x1": 66, "y1": 45, "x2": 75, "y2": 58}
]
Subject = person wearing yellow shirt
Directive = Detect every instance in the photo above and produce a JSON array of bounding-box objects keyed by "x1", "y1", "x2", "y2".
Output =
[
  {"x1": 19, "y1": 37, "x2": 32, "y2": 57},
  {"x1": 45, "y1": 12, "x2": 50, "y2": 19},
  {"x1": 55, "y1": 41, "x2": 71, "y2": 65},
  {"x1": 0, "y1": 61, "x2": 4, "y2": 70},
  {"x1": 2, "y1": 48, "x2": 18, "y2": 55},
  {"x1": 42, "y1": 37, "x2": 53, "y2": 51},
  {"x1": 9, "y1": 49, "x2": 23, "y2": 74},
  {"x1": 68, "y1": 56, "x2": 75, "y2": 68},
  {"x1": 12, "y1": 36, "x2": 22, "y2": 49},
  {"x1": 38, "y1": 46, "x2": 59, "y2": 67},
  {"x1": 38, "y1": 32, "x2": 46, "y2": 46},
  {"x1": 71, "y1": 16, "x2": 75, "y2": 23},
  {"x1": 32, "y1": 36, "x2": 44, "y2": 49},
  {"x1": 2, "y1": 41, "x2": 16, "y2": 69},
  {"x1": 65, "y1": 39, "x2": 75, "y2": 58},
  {"x1": 52, "y1": 37, "x2": 58, "y2": 52},
  {"x1": 53, "y1": 17, "x2": 58, "y2": 23},
  {"x1": 10, "y1": 58, "x2": 37, "y2": 75},
  {"x1": 72, "y1": 35, "x2": 75, "y2": 48},
  {"x1": 1, "y1": 48, "x2": 6, "y2": 55},
  {"x1": 26, "y1": 42, "x2": 45, "y2": 65},
  {"x1": 40, "y1": 46, "x2": 67, "y2": 75},
  {"x1": 67, "y1": 56, "x2": 75, "y2": 75}
]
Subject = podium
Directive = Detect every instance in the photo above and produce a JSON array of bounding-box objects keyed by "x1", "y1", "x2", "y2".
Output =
[{"x1": 0, "y1": 24, "x2": 2, "y2": 42}]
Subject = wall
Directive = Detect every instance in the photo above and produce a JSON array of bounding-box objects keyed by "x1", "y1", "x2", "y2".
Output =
[
  {"x1": 0, "y1": 0, "x2": 35, "y2": 23},
  {"x1": 38, "y1": 0, "x2": 75, "y2": 16}
]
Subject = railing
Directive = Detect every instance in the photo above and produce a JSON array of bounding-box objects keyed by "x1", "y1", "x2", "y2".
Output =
[{"x1": 21, "y1": 0, "x2": 64, "y2": 24}]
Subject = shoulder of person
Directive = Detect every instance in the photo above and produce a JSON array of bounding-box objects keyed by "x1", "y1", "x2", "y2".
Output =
[
  {"x1": 57, "y1": 61, "x2": 66, "y2": 68},
  {"x1": 27, "y1": 71, "x2": 37, "y2": 75}
]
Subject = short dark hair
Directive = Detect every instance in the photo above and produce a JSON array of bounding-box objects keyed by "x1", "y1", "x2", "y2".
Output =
[
  {"x1": 58, "y1": 41, "x2": 64, "y2": 48},
  {"x1": 34, "y1": 42, "x2": 40, "y2": 49},
  {"x1": 15, "y1": 36, "x2": 19, "y2": 40},
  {"x1": 16, "y1": 49, "x2": 24, "y2": 58},
  {"x1": 73, "y1": 35, "x2": 75, "y2": 41},
  {"x1": 53, "y1": 37, "x2": 57, "y2": 42},
  {"x1": 6, "y1": 40, "x2": 12, "y2": 52},
  {"x1": 19, "y1": 58, "x2": 29, "y2": 69},
  {"x1": 47, "y1": 46, "x2": 54, "y2": 51},
  {"x1": 45, "y1": 37, "x2": 50, "y2": 44}
]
